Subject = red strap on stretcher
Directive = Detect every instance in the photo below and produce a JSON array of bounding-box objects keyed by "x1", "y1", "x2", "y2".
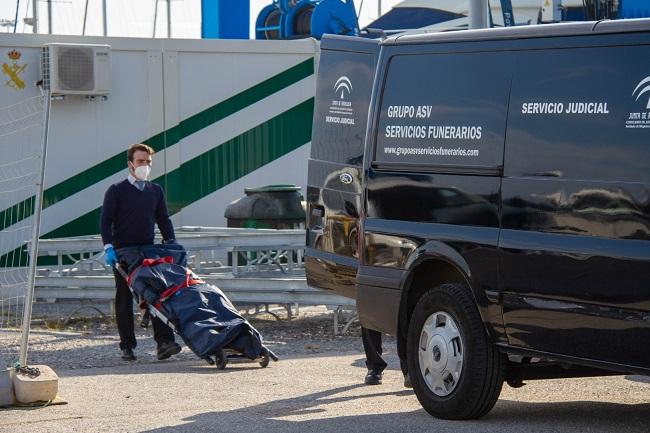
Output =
[
  {"x1": 154, "y1": 268, "x2": 204, "y2": 309},
  {"x1": 126, "y1": 256, "x2": 175, "y2": 286},
  {"x1": 142, "y1": 256, "x2": 174, "y2": 266},
  {"x1": 126, "y1": 256, "x2": 204, "y2": 309}
]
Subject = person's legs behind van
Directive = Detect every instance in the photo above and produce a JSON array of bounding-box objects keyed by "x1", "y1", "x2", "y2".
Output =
[{"x1": 361, "y1": 327, "x2": 411, "y2": 387}]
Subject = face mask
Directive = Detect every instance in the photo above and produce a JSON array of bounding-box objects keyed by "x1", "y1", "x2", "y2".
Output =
[{"x1": 134, "y1": 165, "x2": 151, "y2": 181}]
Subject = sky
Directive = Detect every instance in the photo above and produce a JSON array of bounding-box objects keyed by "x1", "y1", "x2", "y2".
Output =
[{"x1": 0, "y1": 0, "x2": 404, "y2": 38}]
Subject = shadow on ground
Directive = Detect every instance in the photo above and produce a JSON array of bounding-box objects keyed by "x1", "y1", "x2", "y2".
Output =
[{"x1": 136, "y1": 383, "x2": 650, "y2": 433}]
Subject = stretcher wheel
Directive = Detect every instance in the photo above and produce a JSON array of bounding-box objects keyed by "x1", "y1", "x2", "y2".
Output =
[
  {"x1": 215, "y1": 350, "x2": 228, "y2": 370},
  {"x1": 264, "y1": 346, "x2": 279, "y2": 362},
  {"x1": 259, "y1": 350, "x2": 270, "y2": 368}
]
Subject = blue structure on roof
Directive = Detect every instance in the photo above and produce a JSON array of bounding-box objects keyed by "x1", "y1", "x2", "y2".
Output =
[
  {"x1": 255, "y1": 0, "x2": 358, "y2": 40},
  {"x1": 201, "y1": 0, "x2": 250, "y2": 39},
  {"x1": 619, "y1": 0, "x2": 650, "y2": 18},
  {"x1": 559, "y1": 0, "x2": 650, "y2": 21},
  {"x1": 199, "y1": 0, "x2": 650, "y2": 40}
]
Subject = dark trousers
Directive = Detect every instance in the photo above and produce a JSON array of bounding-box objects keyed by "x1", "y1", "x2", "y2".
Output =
[
  {"x1": 361, "y1": 327, "x2": 408, "y2": 375},
  {"x1": 113, "y1": 267, "x2": 174, "y2": 350}
]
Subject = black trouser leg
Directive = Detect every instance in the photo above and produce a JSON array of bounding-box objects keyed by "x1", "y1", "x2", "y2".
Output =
[
  {"x1": 151, "y1": 314, "x2": 175, "y2": 346},
  {"x1": 113, "y1": 268, "x2": 136, "y2": 350},
  {"x1": 361, "y1": 327, "x2": 387, "y2": 372},
  {"x1": 397, "y1": 331, "x2": 409, "y2": 376},
  {"x1": 399, "y1": 356, "x2": 408, "y2": 376}
]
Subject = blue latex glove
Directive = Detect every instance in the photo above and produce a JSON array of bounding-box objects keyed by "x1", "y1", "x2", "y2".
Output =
[{"x1": 104, "y1": 246, "x2": 118, "y2": 267}]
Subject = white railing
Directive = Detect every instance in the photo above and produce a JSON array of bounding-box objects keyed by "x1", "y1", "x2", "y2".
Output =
[{"x1": 34, "y1": 227, "x2": 357, "y2": 333}]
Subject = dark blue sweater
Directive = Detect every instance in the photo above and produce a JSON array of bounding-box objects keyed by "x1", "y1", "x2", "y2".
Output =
[{"x1": 100, "y1": 179, "x2": 175, "y2": 249}]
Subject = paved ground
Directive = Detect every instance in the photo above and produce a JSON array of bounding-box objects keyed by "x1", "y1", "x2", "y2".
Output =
[
  {"x1": 1, "y1": 313, "x2": 649, "y2": 433},
  {"x1": 2, "y1": 354, "x2": 650, "y2": 433}
]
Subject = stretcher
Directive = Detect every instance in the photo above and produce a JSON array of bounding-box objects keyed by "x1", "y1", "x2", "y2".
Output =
[{"x1": 114, "y1": 244, "x2": 279, "y2": 368}]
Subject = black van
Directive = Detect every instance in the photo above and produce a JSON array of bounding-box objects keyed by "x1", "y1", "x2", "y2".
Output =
[{"x1": 306, "y1": 20, "x2": 650, "y2": 420}]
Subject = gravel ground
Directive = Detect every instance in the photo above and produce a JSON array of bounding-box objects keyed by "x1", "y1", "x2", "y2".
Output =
[
  {"x1": 2, "y1": 353, "x2": 649, "y2": 433},
  {"x1": 1, "y1": 303, "x2": 374, "y2": 370},
  {"x1": 2, "y1": 302, "x2": 649, "y2": 433}
]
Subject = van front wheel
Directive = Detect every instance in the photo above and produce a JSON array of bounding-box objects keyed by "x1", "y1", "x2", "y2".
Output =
[{"x1": 406, "y1": 283, "x2": 505, "y2": 420}]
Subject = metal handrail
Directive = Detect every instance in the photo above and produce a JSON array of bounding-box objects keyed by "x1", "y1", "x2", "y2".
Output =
[{"x1": 34, "y1": 227, "x2": 356, "y2": 311}]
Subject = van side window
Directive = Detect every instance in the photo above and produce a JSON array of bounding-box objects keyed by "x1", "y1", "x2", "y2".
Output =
[
  {"x1": 506, "y1": 46, "x2": 650, "y2": 183},
  {"x1": 373, "y1": 52, "x2": 512, "y2": 170},
  {"x1": 310, "y1": 51, "x2": 376, "y2": 166}
]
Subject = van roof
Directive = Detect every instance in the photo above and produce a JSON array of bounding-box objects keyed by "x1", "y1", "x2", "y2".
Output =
[{"x1": 384, "y1": 18, "x2": 650, "y2": 45}]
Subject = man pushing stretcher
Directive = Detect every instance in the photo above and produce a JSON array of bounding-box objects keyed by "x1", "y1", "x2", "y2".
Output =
[{"x1": 100, "y1": 143, "x2": 182, "y2": 362}]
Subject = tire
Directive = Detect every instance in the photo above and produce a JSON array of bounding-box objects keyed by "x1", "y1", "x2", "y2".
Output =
[
  {"x1": 407, "y1": 283, "x2": 505, "y2": 420},
  {"x1": 215, "y1": 350, "x2": 228, "y2": 370}
]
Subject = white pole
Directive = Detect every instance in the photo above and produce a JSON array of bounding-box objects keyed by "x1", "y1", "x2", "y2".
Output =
[
  {"x1": 19, "y1": 90, "x2": 51, "y2": 367},
  {"x1": 102, "y1": 0, "x2": 107, "y2": 36},
  {"x1": 377, "y1": 0, "x2": 381, "y2": 18},
  {"x1": 32, "y1": 0, "x2": 38, "y2": 33},
  {"x1": 469, "y1": 0, "x2": 488, "y2": 29},
  {"x1": 166, "y1": 0, "x2": 171, "y2": 38}
]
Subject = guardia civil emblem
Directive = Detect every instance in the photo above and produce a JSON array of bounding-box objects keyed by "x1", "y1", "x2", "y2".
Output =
[{"x1": 2, "y1": 49, "x2": 27, "y2": 90}]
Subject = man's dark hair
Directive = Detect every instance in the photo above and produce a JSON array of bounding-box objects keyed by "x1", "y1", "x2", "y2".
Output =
[{"x1": 127, "y1": 143, "x2": 154, "y2": 162}]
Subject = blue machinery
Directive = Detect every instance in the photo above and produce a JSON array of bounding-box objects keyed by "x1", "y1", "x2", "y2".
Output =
[
  {"x1": 569, "y1": 0, "x2": 650, "y2": 20},
  {"x1": 201, "y1": 0, "x2": 250, "y2": 39},
  {"x1": 201, "y1": 0, "x2": 357, "y2": 40},
  {"x1": 538, "y1": 0, "x2": 650, "y2": 22},
  {"x1": 255, "y1": 0, "x2": 358, "y2": 40},
  {"x1": 199, "y1": 0, "x2": 650, "y2": 40}
]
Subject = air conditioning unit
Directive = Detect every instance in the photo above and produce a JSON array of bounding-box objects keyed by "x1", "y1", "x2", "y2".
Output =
[{"x1": 42, "y1": 43, "x2": 111, "y2": 96}]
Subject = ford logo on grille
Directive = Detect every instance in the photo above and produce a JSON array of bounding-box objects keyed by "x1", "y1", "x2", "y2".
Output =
[{"x1": 339, "y1": 173, "x2": 353, "y2": 185}]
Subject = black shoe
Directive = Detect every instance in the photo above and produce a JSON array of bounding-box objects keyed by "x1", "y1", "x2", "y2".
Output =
[
  {"x1": 121, "y1": 348, "x2": 136, "y2": 361},
  {"x1": 364, "y1": 369, "x2": 383, "y2": 385},
  {"x1": 157, "y1": 341, "x2": 182, "y2": 360},
  {"x1": 403, "y1": 373, "x2": 413, "y2": 388}
]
